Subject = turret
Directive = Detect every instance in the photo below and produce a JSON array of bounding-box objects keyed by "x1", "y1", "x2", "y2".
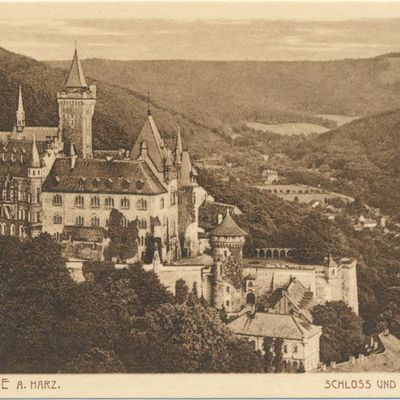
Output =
[
  {"x1": 174, "y1": 126, "x2": 182, "y2": 177},
  {"x1": 16, "y1": 85, "x2": 25, "y2": 134},
  {"x1": 27, "y1": 134, "x2": 43, "y2": 237},
  {"x1": 57, "y1": 43, "x2": 96, "y2": 159},
  {"x1": 211, "y1": 208, "x2": 247, "y2": 264}
]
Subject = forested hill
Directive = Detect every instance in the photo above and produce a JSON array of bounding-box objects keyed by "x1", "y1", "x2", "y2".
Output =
[
  {"x1": 0, "y1": 47, "x2": 227, "y2": 156},
  {"x1": 288, "y1": 108, "x2": 400, "y2": 215},
  {"x1": 50, "y1": 54, "x2": 400, "y2": 129}
]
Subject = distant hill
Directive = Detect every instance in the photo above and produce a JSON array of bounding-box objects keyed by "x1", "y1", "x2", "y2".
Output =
[
  {"x1": 287, "y1": 108, "x2": 400, "y2": 215},
  {"x1": 50, "y1": 55, "x2": 400, "y2": 130},
  {"x1": 0, "y1": 47, "x2": 227, "y2": 157}
]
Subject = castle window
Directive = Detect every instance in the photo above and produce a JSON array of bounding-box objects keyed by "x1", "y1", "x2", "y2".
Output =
[
  {"x1": 121, "y1": 217, "x2": 128, "y2": 228},
  {"x1": 36, "y1": 188, "x2": 41, "y2": 204},
  {"x1": 91, "y1": 196, "x2": 100, "y2": 208},
  {"x1": 136, "y1": 180, "x2": 144, "y2": 191},
  {"x1": 76, "y1": 216, "x2": 84, "y2": 226},
  {"x1": 170, "y1": 191, "x2": 177, "y2": 205},
  {"x1": 137, "y1": 198, "x2": 147, "y2": 210},
  {"x1": 53, "y1": 214, "x2": 62, "y2": 224},
  {"x1": 10, "y1": 224, "x2": 15, "y2": 236},
  {"x1": 93, "y1": 178, "x2": 100, "y2": 190},
  {"x1": 105, "y1": 197, "x2": 114, "y2": 208},
  {"x1": 53, "y1": 194, "x2": 62, "y2": 206},
  {"x1": 122, "y1": 179, "x2": 130, "y2": 191},
  {"x1": 283, "y1": 345, "x2": 288, "y2": 354},
  {"x1": 120, "y1": 197, "x2": 130, "y2": 209},
  {"x1": 160, "y1": 198, "x2": 165, "y2": 209},
  {"x1": 36, "y1": 212, "x2": 41, "y2": 223},
  {"x1": 105, "y1": 178, "x2": 113, "y2": 190},
  {"x1": 78, "y1": 178, "x2": 86, "y2": 189},
  {"x1": 91, "y1": 215, "x2": 100, "y2": 227},
  {"x1": 75, "y1": 195, "x2": 84, "y2": 208},
  {"x1": 226, "y1": 300, "x2": 230, "y2": 308},
  {"x1": 139, "y1": 219, "x2": 147, "y2": 229},
  {"x1": 226, "y1": 286, "x2": 230, "y2": 294},
  {"x1": 18, "y1": 225, "x2": 24, "y2": 238},
  {"x1": 293, "y1": 344, "x2": 298, "y2": 354}
]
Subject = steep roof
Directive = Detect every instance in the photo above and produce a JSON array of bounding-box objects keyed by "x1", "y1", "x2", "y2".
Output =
[
  {"x1": 180, "y1": 151, "x2": 196, "y2": 186},
  {"x1": 0, "y1": 139, "x2": 46, "y2": 177},
  {"x1": 29, "y1": 135, "x2": 41, "y2": 168},
  {"x1": 210, "y1": 209, "x2": 247, "y2": 237},
  {"x1": 130, "y1": 115, "x2": 165, "y2": 172},
  {"x1": 42, "y1": 158, "x2": 166, "y2": 195},
  {"x1": 11, "y1": 127, "x2": 58, "y2": 142},
  {"x1": 228, "y1": 312, "x2": 321, "y2": 340},
  {"x1": 65, "y1": 48, "x2": 87, "y2": 88}
]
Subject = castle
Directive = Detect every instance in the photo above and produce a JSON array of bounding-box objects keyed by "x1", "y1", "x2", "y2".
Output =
[{"x1": 0, "y1": 46, "x2": 359, "y2": 371}]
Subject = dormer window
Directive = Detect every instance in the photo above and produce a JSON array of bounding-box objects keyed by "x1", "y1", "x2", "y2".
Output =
[
  {"x1": 136, "y1": 180, "x2": 144, "y2": 191},
  {"x1": 54, "y1": 175, "x2": 60, "y2": 184},
  {"x1": 93, "y1": 178, "x2": 100, "y2": 190},
  {"x1": 122, "y1": 179, "x2": 130, "y2": 191},
  {"x1": 78, "y1": 177, "x2": 86, "y2": 189},
  {"x1": 106, "y1": 178, "x2": 113, "y2": 190}
]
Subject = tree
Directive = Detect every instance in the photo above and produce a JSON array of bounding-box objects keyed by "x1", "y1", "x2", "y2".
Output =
[
  {"x1": 312, "y1": 301, "x2": 365, "y2": 364},
  {"x1": 274, "y1": 338, "x2": 284, "y2": 372},
  {"x1": 175, "y1": 279, "x2": 189, "y2": 304},
  {"x1": 104, "y1": 209, "x2": 138, "y2": 262},
  {"x1": 62, "y1": 348, "x2": 125, "y2": 373},
  {"x1": 262, "y1": 337, "x2": 274, "y2": 372}
]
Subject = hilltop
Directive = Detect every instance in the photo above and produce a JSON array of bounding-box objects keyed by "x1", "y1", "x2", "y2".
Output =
[
  {"x1": 0, "y1": 47, "x2": 227, "y2": 157},
  {"x1": 50, "y1": 54, "x2": 400, "y2": 130}
]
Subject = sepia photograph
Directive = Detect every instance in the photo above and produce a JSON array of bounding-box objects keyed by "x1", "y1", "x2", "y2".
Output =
[{"x1": 0, "y1": 0, "x2": 400, "y2": 392}]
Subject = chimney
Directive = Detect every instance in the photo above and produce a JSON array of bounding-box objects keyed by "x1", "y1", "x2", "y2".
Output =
[{"x1": 217, "y1": 213, "x2": 223, "y2": 225}]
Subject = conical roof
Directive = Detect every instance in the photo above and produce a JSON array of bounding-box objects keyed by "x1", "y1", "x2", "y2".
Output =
[
  {"x1": 30, "y1": 134, "x2": 41, "y2": 168},
  {"x1": 211, "y1": 209, "x2": 247, "y2": 237},
  {"x1": 65, "y1": 48, "x2": 87, "y2": 88}
]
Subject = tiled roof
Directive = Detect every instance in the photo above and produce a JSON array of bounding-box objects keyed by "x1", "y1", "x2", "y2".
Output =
[
  {"x1": 63, "y1": 226, "x2": 107, "y2": 243},
  {"x1": 9, "y1": 127, "x2": 58, "y2": 142},
  {"x1": 43, "y1": 157, "x2": 166, "y2": 195},
  {"x1": 211, "y1": 209, "x2": 247, "y2": 237},
  {"x1": 0, "y1": 139, "x2": 46, "y2": 177},
  {"x1": 65, "y1": 49, "x2": 87, "y2": 88},
  {"x1": 228, "y1": 312, "x2": 320, "y2": 340},
  {"x1": 130, "y1": 115, "x2": 166, "y2": 172}
]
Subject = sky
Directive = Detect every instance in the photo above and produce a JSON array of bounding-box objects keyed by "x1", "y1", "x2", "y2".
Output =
[{"x1": 2, "y1": 2, "x2": 400, "y2": 61}]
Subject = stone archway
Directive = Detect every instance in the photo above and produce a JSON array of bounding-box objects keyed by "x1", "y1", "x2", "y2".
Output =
[{"x1": 246, "y1": 292, "x2": 256, "y2": 305}]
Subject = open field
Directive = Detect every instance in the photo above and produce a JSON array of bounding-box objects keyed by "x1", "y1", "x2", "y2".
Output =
[{"x1": 247, "y1": 121, "x2": 329, "y2": 136}]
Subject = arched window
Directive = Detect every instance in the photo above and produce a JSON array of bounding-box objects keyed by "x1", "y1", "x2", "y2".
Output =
[
  {"x1": 122, "y1": 179, "x2": 130, "y2": 191},
  {"x1": 139, "y1": 219, "x2": 147, "y2": 229},
  {"x1": 120, "y1": 197, "x2": 130, "y2": 209},
  {"x1": 160, "y1": 198, "x2": 165, "y2": 209},
  {"x1": 76, "y1": 216, "x2": 84, "y2": 226},
  {"x1": 137, "y1": 198, "x2": 147, "y2": 210},
  {"x1": 105, "y1": 197, "x2": 114, "y2": 208},
  {"x1": 19, "y1": 225, "x2": 24, "y2": 238},
  {"x1": 75, "y1": 195, "x2": 84, "y2": 208},
  {"x1": 91, "y1": 215, "x2": 100, "y2": 227},
  {"x1": 53, "y1": 214, "x2": 62, "y2": 224},
  {"x1": 53, "y1": 194, "x2": 62, "y2": 206},
  {"x1": 91, "y1": 196, "x2": 100, "y2": 208},
  {"x1": 0, "y1": 224, "x2": 5, "y2": 235},
  {"x1": 10, "y1": 224, "x2": 15, "y2": 236}
]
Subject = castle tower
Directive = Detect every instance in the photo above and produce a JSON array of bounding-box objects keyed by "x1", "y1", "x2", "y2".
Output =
[
  {"x1": 16, "y1": 85, "x2": 25, "y2": 134},
  {"x1": 210, "y1": 209, "x2": 247, "y2": 313},
  {"x1": 211, "y1": 209, "x2": 247, "y2": 264},
  {"x1": 57, "y1": 45, "x2": 96, "y2": 159},
  {"x1": 28, "y1": 134, "x2": 43, "y2": 237}
]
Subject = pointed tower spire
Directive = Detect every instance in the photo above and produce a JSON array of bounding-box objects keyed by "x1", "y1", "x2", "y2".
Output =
[
  {"x1": 30, "y1": 133, "x2": 40, "y2": 168},
  {"x1": 175, "y1": 125, "x2": 182, "y2": 166},
  {"x1": 147, "y1": 91, "x2": 151, "y2": 116},
  {"x1": 16, "y1": 84, "x2": 25, "y2": 133},
  {"x1": 65, "y1": 44, "x2": 87, "y2": 89}
]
